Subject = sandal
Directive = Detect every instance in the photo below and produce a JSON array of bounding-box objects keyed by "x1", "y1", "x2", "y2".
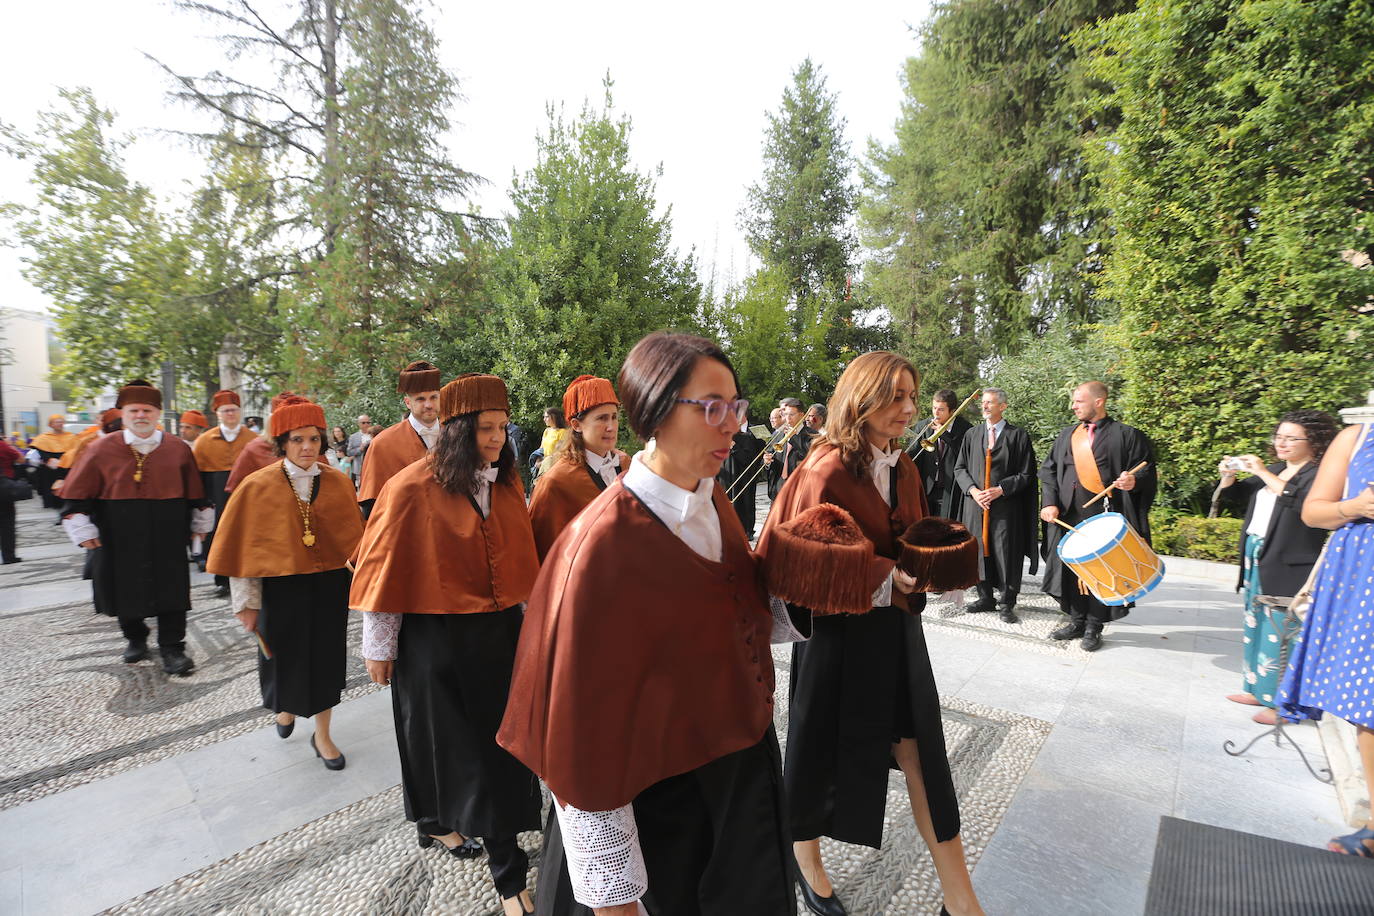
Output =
[{"x1": 1328, "y1": 826, "x2": 1374, "y2": 858}]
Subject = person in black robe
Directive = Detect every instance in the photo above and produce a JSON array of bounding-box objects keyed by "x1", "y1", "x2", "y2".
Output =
[
  {"x1": 952, "y1": 388, "x2": 1038, "y2": 622},
  {"x1": 60, "y1": 380, "x2": 213, "y2": 675},
  {"x1": 765, "y1": 397, "x2": 817, "y2": 501},
  {"x1": 906, "y1": 389, "x2": 973, "y2": 520},
  {"x1": 1039, "y1": 381, "x2": 1156, "y2": 651},
  {"x1": 718, "y1": 426, "x2": 766, "y2": 537}
]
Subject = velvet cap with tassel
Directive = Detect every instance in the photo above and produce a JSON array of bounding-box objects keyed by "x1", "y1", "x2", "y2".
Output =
[
  {"x1": 115, "y1": 379, "x2": 162, "y2": 409},
  {"x1": 397, "y1": 361, "x2": 442, "y2": 395},
  {"x1": 439, "y1": 373, "x2": 509, "y2": 423},
  {"x1": 763, "y1": 503, "x2": 876, "y2": 616},
  {"x1": 563, "y1": 374, "x2": 619, "y2": 420},
  {"x1": 896, "y1": 517, "x2": 981, "y2": 592}
]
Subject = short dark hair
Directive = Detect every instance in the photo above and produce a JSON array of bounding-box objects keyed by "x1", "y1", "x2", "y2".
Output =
[
  {"x1": 618, "y1": 332, "x2": 739, "y2": 440},
  {"x1": 272, "y1": 426, "x2": 325, "y2": 457},
  {"x1": 1274, "y1": 410, "x2": 1339, "y2": 461},
  {"x1": 779, "y1": 397, "x2": 803, "y2": 410},
  {"x1": 933, "y1": 389, "x2": 959, "y2": 411}
]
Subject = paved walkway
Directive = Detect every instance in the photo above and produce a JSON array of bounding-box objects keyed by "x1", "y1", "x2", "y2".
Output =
[{"x1": 0, "y1": 502, "x2": 1349, "y2": 914}]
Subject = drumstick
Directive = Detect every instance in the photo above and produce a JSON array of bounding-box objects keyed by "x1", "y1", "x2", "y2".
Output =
[
  {"x1": 1050, "y1": 518, "x2": 1076, "y2": 532},
  {"x1": 1083, "y1": 461, "x2": 1149, "y2": 508}
]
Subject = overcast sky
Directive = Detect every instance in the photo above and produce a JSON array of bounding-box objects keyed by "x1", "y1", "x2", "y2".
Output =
[{"x1": 1, "y1": 0, "x2": 931, "y2": 315}]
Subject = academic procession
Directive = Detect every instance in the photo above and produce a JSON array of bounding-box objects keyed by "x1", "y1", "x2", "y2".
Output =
[
  {"x1": 1, "y1": 337, "x2": 1371, "y2": 915},
  {"x1": 4, "y1": 0, "x2": 1374, "y2": 912}
]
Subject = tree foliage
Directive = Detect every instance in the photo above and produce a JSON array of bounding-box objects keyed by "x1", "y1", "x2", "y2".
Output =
[
  {"x1": 488, "y1": 86, "x2": 702, "y2": 431},
  {"x1": 1083, "y1": 0, "x2": 1374, "y2": 492},
  {"x1": 861, "y1": 0, "x2": 1132, "y2": 391}
]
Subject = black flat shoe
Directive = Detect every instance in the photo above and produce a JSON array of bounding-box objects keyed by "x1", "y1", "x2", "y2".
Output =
[
  {"x1": 964, "y1": 599, "x2": 995, "y2": 614},
  {"x1": 123, "y1": 641, "x2": 149, "y2": 663},
  {"x1": 1050, "y1": 622, "x2": 1085, "y2": 640},
  {"x1": 310, "y1": 733, "x2": 346, "y2": 771},
  {"x1": 2, "y1": 557, "x2": 22, "y2": 565},
  {"x1": 276, "y1": 717, "x2": 295, "y2": 739},
  {"x1": 1081, "y1": 631, "x2": 1103, "y2": 652},
  {"x1": 798, "y1": 875, "x2": 847, "y2": 916},
  {"x1": 416, "y1": 826, "x2": 435, "y2": 849},
  {"x1": 997, "y1": 607, "x2": 1019, "y2": 624},
  {"x1": 161, "y1": 648, "x2": 194, "y2": 675}
]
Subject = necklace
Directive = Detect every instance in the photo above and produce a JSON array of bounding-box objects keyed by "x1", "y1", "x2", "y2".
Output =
[
  {"x1": 282, "y1": 462, "x2": 316, "y2": 547},
  {"x1": 129, "y1": 446, "x2": 149, "y2": 483}
]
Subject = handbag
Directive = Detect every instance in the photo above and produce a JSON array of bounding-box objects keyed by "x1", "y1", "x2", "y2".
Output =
[
  {"x1": 1286, "y1": 537, "x2": 1330, "y2": 621},
  {"x1": 0, "y1": 475, "x2": 33, "y2": 502}
]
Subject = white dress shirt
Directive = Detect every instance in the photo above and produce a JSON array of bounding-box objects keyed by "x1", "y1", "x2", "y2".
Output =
[
  {"x1": 869, "y1": 444, "x2": 902, "y2": 607},
  {"x1": 219, "y1": 424, "x2": 242, "y2": 443},
  {"x1": 586, "y1": 448, "x2": 621, "y2": 487},
  {"x1": 125, "y1": 428, "x2": 164, "y2": 453},
  {"x1": 408, "y1": 413, "x2": 440, "y2": 451}
]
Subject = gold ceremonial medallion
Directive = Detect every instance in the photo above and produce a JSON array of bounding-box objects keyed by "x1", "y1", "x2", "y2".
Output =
[
  {"x1": 283, "y1": 462, "x2": 317, "y2": 548},
  {"x1": 302, "y1": 532, "x2": 316, "y2": 547}
]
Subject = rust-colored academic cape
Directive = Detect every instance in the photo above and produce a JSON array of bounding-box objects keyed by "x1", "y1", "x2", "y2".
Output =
[
  {"x1": 498, "y1": 480, "x2": 776, "y2": 812},
  {"x1": 349, "y1": 459, "x2": 538, "y2": 615},
  {"x1": 757, "y1": 443, "x2": 927, "y2": 611},
  {"x1": 356, "y1": 419, "x2": 428, "y2": 504},
  {"x1": 527, "y1": 455, "x2": 622, "y2": 561},
  {"x1": 56, "y1": 428, "x2": 98, "y2": 468},
  {"x1": 225, "y1": 436, "x2": 277, "y2": 493},
  {"x1": 192, "y1": 426, "x2": 253, "y2": 473},
  {"x1": 206, "y1": 462, "x2": 363, "y2": 578}
]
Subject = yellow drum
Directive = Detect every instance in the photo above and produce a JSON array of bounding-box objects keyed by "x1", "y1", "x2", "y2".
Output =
[{"x1": 1056, "y1": 512, "x2": 1164, "y2": 606}]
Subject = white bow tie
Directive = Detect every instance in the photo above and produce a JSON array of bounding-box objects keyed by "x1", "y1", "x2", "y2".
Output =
[{"x1": 477, "y1": 466, "x2": 500, "y2": 483}]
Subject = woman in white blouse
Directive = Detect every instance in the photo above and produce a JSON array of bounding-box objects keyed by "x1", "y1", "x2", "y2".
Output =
[{"x1": 1219, "y1": 409, "x2": 1337, "y2": 724}]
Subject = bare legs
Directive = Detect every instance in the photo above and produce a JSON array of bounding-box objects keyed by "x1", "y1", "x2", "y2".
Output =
[
  {"x1": 892, "y1": 738, "x2": 984, "y2": 916},
  {"x1": 797, "y1": 740, "x2": 983, "y2": 915},
  {"x1": 1330, "y1": 725, "x2": 1374, "y2": 856},
  {"x1": 275, "y1": 709, "x2": 342, "y2": 760},
  {"x1": 500, "y1": 890, "x2": 534, "y2": 915}
]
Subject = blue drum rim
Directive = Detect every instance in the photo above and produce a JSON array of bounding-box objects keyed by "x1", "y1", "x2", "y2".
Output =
[
  {"x1": 1096, "y1": 559, "x2": 1166, "y2": 606},
  {"x1": 1056, "y1": 511, "x2": 1129, "y2": 563}
]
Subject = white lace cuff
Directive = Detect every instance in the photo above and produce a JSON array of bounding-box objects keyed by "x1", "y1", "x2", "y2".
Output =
[
  {"x1": 872, "y1": 570, "x2": 894, "y2": 608},
  {"x1": 230, "y1": 577, "x2": 262, "y2": 614},
  {"x1": 361, "y1": 611, "x2": 403, "y2": 661},
  {"x1": 190, "y1": 507, "x2": 216, "y2": 534},
  {"x1": 63, "y1": 514, "x2": 100, "y2": 547},
  {"x1": 769, "y1": 595, "x2": 811, "y2": 644},
  {"x1": 554, "y1": 797, "x2": 648, "y2": 907}
]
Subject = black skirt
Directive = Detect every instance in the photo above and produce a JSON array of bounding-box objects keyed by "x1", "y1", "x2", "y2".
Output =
[
  {"x1": 786, "y1": 601, "x2": 960, "y2": 848},
  {"x1": 392, "y1": 607, "x2": 542, "y2": 839},
  {"x1": 536, "y1": 727, "x2": 796, "y2": 916},
  {"x1": 257, "y1": 568, "x2": 349, "y2": 718}
]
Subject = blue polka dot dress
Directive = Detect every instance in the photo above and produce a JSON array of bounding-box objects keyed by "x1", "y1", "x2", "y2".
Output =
[{"x1": 1278, "y1": 424, "x2": 1374, "y2": 728}]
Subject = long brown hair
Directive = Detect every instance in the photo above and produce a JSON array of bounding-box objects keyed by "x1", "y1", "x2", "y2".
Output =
[
  {"x1": 561, "y1": 404, "x2": 616, "y2": 468},
  {"x1": 430, "y1": 412, "x2": 515, "y2": 496},
  {"x1": 822, "y1": 351, "x2": 920, "y2": 479}
]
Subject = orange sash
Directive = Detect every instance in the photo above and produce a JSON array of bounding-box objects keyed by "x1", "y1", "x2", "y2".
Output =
[{"x1": 1071, "y1": 424, "x2": 1106, "y2": 495}]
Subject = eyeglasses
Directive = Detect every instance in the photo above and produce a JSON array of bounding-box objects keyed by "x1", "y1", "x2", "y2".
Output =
[
  {"x1": 1273, "y1": 435, "x2": 1308, "y2": 444},
  {"x1": 675, "y1": 398, "x2": 750, "y2": 426}
]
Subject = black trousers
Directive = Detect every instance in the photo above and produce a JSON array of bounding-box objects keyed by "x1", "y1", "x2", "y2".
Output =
[
  {"x1": 118, "y1": 611, "x2": 187, "y2": 650},
  {"x1": 1059, "y1": 568, "x2": 1112, "y2": 631},
  {"x1": 0, "y1": 500, "x2": 15, "y2": 561},
  {"x1": 483, "y1": 834, "x2": 529, "y2": 901}
]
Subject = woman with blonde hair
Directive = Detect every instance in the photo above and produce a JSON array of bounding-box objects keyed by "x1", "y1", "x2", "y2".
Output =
[{"x1": 759, "y1": 351, "x2": 982, "y2": 916}]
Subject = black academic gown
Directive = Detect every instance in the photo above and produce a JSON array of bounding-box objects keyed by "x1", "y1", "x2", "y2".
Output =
[
  {"x1": 951, "y1": 421, "x2": 1039, "y2": 596},
  {"x1": 32, "y1": 449, "x2": 67, "y2": 509},
  {"x1": 718, "y1": 431, "x2": 765, "y2": 535},
  {"x1": 766, "y1": 426, "x2": 816, "y2": 501},
  {"x1": 1039, "y1": 417, "x2": 1156, "y2": 617},
  {"x1": 906, "y1": 415, "x2": 971, "y2": 519}
]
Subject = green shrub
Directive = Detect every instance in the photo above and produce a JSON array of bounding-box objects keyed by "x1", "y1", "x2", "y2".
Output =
[{"x1": 1150, "y1": 511, "x2": 1241, "y2": 563}]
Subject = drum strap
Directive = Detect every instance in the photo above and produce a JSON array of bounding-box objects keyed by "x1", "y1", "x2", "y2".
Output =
[{"x1": 1071, "y1": 424, "x2": 1106, "y2": 496}]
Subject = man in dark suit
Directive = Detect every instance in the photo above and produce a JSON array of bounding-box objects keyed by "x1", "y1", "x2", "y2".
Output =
[
  {"x1": 764, "y1": 397, "x2": 816, "y2": 500},
  {"x1": 905, "y1": 389, "x2": 972, "y2": 520},
  {"x1": 953, "y1": 388, "x2": 1039, "y2": 623}
]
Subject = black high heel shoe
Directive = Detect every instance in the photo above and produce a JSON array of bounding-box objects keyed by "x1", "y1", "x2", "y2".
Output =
[
  {"x1": 416, "y1": 826, "x2": 483, "y2": 858},
  {"x1": 310, "y1": 733, "x2": 346, "y2": 771},
  {"x1": 798, "y1": 874, "x2": 847, "y2": 916},
  {"x1": 275, "y1": 716, "x2": 294, "y2": 739}
]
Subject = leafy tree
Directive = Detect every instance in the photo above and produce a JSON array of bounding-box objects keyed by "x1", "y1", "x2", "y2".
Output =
[
  {"x1": 742, "y1": 58, "x2": 857, "y2": 309},
  {"x1": 157, "y1": 0, "x2": 486, "y2": 408},
  {"x1": 1083, "y1": 0, "x2": 1374, "y2": 493},
  {"x1": 860, "y1": 0, "x2": 1132, "y2": 386},
  {"x1": 716, "y1": 267, "x2": 840, "y2": 411},
  {"x1": 2, "y1": 89, "x2": 174, "y2": 398},
  {"x1": 488, "y1": 86, "x2": 702, "y2": 431}
]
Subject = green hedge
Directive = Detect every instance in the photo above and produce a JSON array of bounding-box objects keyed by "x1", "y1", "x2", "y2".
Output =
[{"x1": 1150, "y1": 511, "x2": 1241, "y2": 564}]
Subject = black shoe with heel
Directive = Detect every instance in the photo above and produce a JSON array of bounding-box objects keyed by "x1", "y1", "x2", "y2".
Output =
[
  {"x1": 798, "y1": 875, "x2": 847, "y2": 916},
  {"x1": 310, "y1": 733, "x2": 346, "y2": 771},
  {"x1": 275, "y1": 717, "x2": 295, "y2": 739},
  {"x1": 416, "y1": 826, "x2": 482, "y2": 858}
]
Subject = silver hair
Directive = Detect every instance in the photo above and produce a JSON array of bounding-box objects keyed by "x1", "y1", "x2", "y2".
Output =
[{"x1": 983, "y1": 387, "x2": 1009, "y2": 405}]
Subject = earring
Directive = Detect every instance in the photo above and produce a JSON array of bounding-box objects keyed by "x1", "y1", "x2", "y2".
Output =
[{"x1": 642, "y1": 436, "x2": 658, "y2": 460}]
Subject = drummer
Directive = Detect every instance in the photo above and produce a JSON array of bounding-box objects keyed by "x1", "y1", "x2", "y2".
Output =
[{"x1": 1038, "y1": 381, "x2": 1156, "y2": 651}]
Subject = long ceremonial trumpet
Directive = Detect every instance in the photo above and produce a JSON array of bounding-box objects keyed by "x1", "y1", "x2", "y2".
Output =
[
  {"x1": 726, "y1": 417, "x2": 807, "y2": 501},
  {"x1": 914, "y1": 389, "x2": 983, "y2": 452}
]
